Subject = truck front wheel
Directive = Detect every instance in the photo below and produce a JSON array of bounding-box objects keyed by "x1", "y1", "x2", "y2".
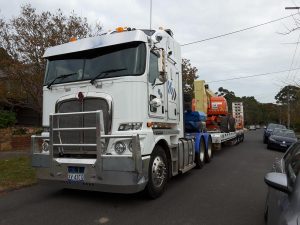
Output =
[{"x1": 145, "y1": 146, "x2": 168, "y2": 199}]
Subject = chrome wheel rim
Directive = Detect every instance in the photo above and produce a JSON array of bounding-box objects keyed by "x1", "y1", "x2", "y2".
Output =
[
  {"x1": 151, "y1": 156, "x2": 167, "y2": 188},
  {"x1": 200, "y1": 145, "x2": 205, "y2": 162},
  {"x1": 207, "y1": 141, "x2": 212, "y2": 158}
]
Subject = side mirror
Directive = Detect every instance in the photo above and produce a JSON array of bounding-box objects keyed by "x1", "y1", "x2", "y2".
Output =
[
  {"x1": 264, "y1": 172, "x2": 290, "y2": 194},
  {"x1": 149, "y1": 97, "x2": 162, "y2": 108}
]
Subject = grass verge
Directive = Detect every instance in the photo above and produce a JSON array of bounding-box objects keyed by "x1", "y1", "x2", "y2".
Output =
[{"x1": 0, "y1": 156, "x2": 36, "y2": 192}]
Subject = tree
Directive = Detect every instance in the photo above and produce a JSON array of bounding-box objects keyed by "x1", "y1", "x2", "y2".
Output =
[
  {"x1": 182, "y1": 58, "x2": 198, "y2": 97},
  {"x1": 0, "y1": 4, "x2": 102, "y2": 115},
  {"x1": 275, "y1": 85, "x2": 300, "y2": 104},
  {"x1": 275, "y1": 85, "x2": 300, "y2": 130}
]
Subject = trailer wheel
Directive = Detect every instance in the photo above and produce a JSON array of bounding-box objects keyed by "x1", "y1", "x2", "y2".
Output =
[
  {"x1": 228, "y1": 116, "x2": 236, "y2": 132},
  {"x1": 205, "y1": 136, "x2": 213, "y2": 163},
  {"x1": 220, "y1": 116, "x2": 229, "y2": 133},
  {"x1": 236, "y1": 135, "x2": 241, "y2": 145},
  {"x1": 145, "y1": 145, "x2": 168, "y2": 199},
  {"x1": 195, "y1": 138, "x2": 205, "y2": 169}
]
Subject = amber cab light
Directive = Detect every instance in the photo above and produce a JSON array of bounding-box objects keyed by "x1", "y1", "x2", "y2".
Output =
[
  {"x1": 116, "y1": 27, "x2": 124, "y2": 32},
  {"x1": 70, "y1": 37, "x2": 77, "y2": 42}
]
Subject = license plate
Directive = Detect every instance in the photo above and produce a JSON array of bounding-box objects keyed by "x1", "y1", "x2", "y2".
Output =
[
  {"x1": 280, "y1": 143, "x2": 287, "y2": 147},
  {"x1": 68, "y1": 167, "x2": 84, "y2": 182}
]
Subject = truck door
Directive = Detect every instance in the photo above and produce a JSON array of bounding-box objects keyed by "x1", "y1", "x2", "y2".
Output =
[
  {"x1": 148, "y1": 52, "x2": 165, "y2": 119},
  {"x1": 166, "y1": 65, "x2": 179, "y2": 120},
  {"x1": 166, "y1": 37, "x2": 179, "y2": 121}
]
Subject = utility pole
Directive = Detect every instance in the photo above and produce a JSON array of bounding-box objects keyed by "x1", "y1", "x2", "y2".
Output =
[
  {"x1": 150, "y1": 0, "x2": 152, "y2": 30},
  {"x1": 284, "y1": 6, "x2": 298, "y2": 129},
  {"x1": 287, "y1": 89, "x2": 290, "y2": 129},
  {"x1": 285, "y1": 7, "x2": 300, "y2": 10}
]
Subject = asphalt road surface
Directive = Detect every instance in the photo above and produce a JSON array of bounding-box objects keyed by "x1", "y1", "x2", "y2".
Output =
[{"x1": 0, "y1": 130, "x2": 283, "y2": 225}]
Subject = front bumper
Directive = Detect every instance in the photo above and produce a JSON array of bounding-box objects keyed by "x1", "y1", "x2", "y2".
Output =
[
  {"x1": 32, "y1": 110, "x2": 150, "y2": 194},
  {"x1": 35, "y1": 156, "x2": 150, "y2": 193},
  {"x1": 268, "y1": 142, "x2": 291, "y2": 151}
]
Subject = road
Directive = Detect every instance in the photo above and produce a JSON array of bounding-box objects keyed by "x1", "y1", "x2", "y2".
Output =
[{"x1": 0, "y1": 130, "x2": 283, "y2": 225}]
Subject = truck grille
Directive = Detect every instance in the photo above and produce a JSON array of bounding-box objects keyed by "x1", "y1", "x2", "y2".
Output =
[{"x1": 53, "y1": 98, "x2": 110, "y2": 158}]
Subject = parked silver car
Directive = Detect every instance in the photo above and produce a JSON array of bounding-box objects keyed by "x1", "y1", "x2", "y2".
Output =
[{"x1": 264, "y1": 142, "x2": 300, "y2": 225}]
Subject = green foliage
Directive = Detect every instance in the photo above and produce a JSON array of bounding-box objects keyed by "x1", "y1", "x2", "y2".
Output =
[
  {"x1": 34, "y1": 128, "x2": 43, "y2": 135},
  {"x1": 275, "y1": 85, "x2": 300, "y2": 104},
  {"x1": 182, "y1": 58, "x2": 198, "y2": 97},
  {"x1": 12, "y1": 127, "x2": 28, "y2": 135},
  {"x1": 0, "y1": 111, "x2": 16, "y2": 128},
  {"x1": 0, "y1": 156, "x2": 36, "y2": 191},
  {"x1": 275, "y1": 85, "x2": 300, "y2": 130},
  {"x1": 216, "y1": 87, "x2": 280, "y2": 126},
  {"x1": 0, "y1": 4, "x2": 102, "y2": 114}
]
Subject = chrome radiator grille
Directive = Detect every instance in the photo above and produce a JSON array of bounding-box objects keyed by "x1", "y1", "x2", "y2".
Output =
[{"x1": 52, "y1": 98, "x2": 110, "y2": 158}]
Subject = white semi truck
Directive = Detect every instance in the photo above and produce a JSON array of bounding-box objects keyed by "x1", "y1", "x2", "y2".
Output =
[{"x1": 31, "y1": 27, "x2": 242, "y2": 198}]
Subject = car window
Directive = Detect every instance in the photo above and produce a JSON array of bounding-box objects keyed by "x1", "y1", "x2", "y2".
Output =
[
  {"x1": 285, "y1": 142, "x2": 300, "y2": 185},
  {"x1": 267, "y1": 123, "x2": 286, "y2": 130},
  {"x1": 284, "y1": 142, "x2": 300, "y2": 166}
]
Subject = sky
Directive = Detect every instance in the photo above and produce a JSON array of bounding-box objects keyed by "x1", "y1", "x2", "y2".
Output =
[{"x1": 1, "y1": 0, "x2": 300, "y2": 103}]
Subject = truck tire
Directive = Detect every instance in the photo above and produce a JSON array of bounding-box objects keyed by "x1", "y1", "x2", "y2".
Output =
[
  {"x1": 228, "y1": 116, "x2": 236, "y2": 132},
  {"x1": 145, "y1": 145, "x2": 168, "y2": 199},
  {"x1": 220, "y1": 116, "x2": 229, "y2": 133},
  {"x1": 205, "y1": 136, "x2": 213, "y2": 163},
  {"x1": 195, "y1": 137, "x2": 205, "y2": 169}
]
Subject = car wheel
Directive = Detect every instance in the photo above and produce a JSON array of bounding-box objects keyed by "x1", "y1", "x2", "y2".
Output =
[
  {"x1": 145, "y1": 146, "x2": 168, "y2": 199},
  {"x1": 264, "y1": 205, "x2": 268, "y2": 222},
  {"x1": 263, "y1": 137, "x2": 267, "y2": 144}
]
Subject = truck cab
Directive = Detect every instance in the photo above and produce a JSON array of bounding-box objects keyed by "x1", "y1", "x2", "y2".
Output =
[{"x1": 32, "y1": 27, "x2": 203, "y2": 198}]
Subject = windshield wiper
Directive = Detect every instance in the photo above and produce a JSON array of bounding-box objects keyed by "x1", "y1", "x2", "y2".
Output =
[
  {"x1": 90, "y1": 68, "x2": 127, "y2": 85},
  {"x1": 47, "y1": 72, "x2": 78, "y2": 89}
]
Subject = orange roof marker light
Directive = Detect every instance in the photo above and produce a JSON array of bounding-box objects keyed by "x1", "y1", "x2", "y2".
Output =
[
  {"x1": 70, "y1": 37, "x2": 77, "y2": 42},
  {"x1": 116, "y1": 27, "x2": 124, "y2": 32},
  {"x1": 147, "y1": 122, "x2": 153, "y2": 128}
]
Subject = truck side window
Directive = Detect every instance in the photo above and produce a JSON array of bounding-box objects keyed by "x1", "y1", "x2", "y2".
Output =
[{"x1": 149, "y1": 52, "x2": 159, "y2": 84}]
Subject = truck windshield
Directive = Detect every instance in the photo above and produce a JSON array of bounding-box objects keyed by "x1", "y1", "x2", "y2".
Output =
[{"x1": 44, "y1": 42, "x2": 146, "y2": 86}]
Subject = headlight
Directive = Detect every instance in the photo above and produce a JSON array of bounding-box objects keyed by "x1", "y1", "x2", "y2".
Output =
[
  {"x1": 114, "y1": 141, "x2": 126, "y2": 154},
  {"x1": 41, "y1": 140, "x2": 49, "y2": 152},
  {"x1": 118, "y1": 122, "x2": 142, "y2": 131}
]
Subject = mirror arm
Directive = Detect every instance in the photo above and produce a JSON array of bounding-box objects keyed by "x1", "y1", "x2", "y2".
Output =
[
  {"x1": 152, "y1": 82, "x2": 165, "y2": 89},
  {"x1": 167, "y1": 56, "x2": 177, "y2": 65}
]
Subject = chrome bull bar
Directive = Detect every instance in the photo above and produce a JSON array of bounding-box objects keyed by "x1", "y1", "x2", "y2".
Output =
[{"x1": 32, "y1": 110, "x2": 142, "y2": 179}]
